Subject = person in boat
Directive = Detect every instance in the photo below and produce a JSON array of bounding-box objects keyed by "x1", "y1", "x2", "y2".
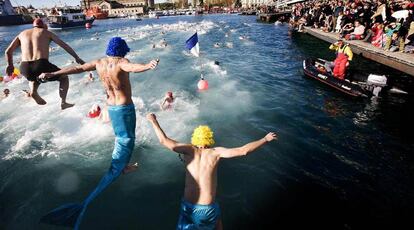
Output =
[
  {"x1": 38, "y1": 37, "x2": 158, "y2": 229},
  {"x1": 146, "y1": 113, "x2": 278, "y2": 230},
  {"x1": 160, "y1": 91, "x2": 174, "y2": 110},
  {"x1": 325, "y1": 39, "x2": 353, "y2": 80},
  {"x1": 4, "y1": 19, "x2": 85, "y2": 110}
]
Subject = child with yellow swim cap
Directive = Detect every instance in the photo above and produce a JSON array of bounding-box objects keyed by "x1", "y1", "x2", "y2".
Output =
[{"x1": 147, "y1": 113, "x2": 277, "y2": 230}]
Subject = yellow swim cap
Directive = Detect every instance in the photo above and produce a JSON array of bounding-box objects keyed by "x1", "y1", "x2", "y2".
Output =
[{"x1": 191, "y1": 125, "x2": 215, "y2": 147}]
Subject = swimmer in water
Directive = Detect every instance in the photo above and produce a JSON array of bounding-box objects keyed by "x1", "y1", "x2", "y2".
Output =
[
  {"x1": 1, "y1": 88, "x2": 10, "y2": 100},
  {"x1": 88, "y1": 104, "x2": 100, "y2": 116},
  {"x1": 85, "y1": 71, "x2": 94, "y2": 83},
  {"x1": 213, "y1": 42, "x2": 220, "y2": 48},
  {"x1": 87, "y1": 104, "x2": 110, "y2": 123},
  {"x1": 159, "y1": 38, "x2": 167, "y2": 48},
  {"x1": 146, "y1": 113, "x2": 278, "y2": 230},
  {"x1": 160, "y1": 91, "x2": 174, "y2": 110},
  {"x1": 39, "y1": 37, "x2": 158, "y2": 229}
]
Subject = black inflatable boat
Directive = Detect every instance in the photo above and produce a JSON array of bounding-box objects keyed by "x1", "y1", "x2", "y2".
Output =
[{"x1": 303, "y1": 58, "x2": 374, "y2": 97}]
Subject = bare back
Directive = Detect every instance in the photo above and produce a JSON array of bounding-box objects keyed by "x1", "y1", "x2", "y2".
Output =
[
  {"x1": 18, "y1": 28, "x2": 51, "y2": 61},
  {"x1": 183, "y1": 148, "x2": 221, "y2": 205},
  {"x1": 95, "y1": 57, "x2": 133, "y2": 105}
]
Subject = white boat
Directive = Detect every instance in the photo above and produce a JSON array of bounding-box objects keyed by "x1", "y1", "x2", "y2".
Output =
[
  {"x1": 148, "y1": 11, "x2": 163, "y2": 18},
  {"x1": 47, "y1": 7, "x2": 94, "y2": 29},
  {"x1": 127, "y1": 14, "x2": 139, "y2": 19}
]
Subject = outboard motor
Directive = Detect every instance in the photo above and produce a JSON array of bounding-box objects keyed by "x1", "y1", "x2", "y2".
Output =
[{"x1": 366, "y1": 74, "x2": 387, "y2": 97}]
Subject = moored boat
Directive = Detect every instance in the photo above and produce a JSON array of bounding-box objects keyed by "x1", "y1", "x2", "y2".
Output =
[
  {"x1": 0, "y1": 0, "x2": 32, "y2": 26},
  {"x1": 47, "y1": 7, "x2": 94, "y2": 29},
  {"x1": 148, "y1": 11, "x2": 164, "y2": 18},
  {"x1": 85, "y1": 6, "x2": 107, "y2": 19}
]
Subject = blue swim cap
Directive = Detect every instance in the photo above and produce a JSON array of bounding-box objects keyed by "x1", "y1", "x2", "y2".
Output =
[{"x1": 106, "y1": 37, "x2": 130, "y2": 57}]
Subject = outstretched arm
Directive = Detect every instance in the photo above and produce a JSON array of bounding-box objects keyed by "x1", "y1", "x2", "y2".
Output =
[
  {"x1": 160, "y1": 99, "x2": 167, "y2": 110},
  {"x1": 4, "y1": 36, "x2": 21, "y2": 75},
  {"x1": 329, "y1": 43, "x2": 338, "y2": 51},
  {"x1": 216, "y1": 132, "x2": 277, "y2": 158},
  {"x1": 146, "y1": 113, "x2": 194, "y2": 154},
  {"x1": 38, "y1": 60, "x2": 97, "y2": 80},
  {"x1": 50, "y1": 32, "x2": 85, "y2": 64},
  {"x1": 120, "y1": 59, "x2": 158, "y2": 73}
]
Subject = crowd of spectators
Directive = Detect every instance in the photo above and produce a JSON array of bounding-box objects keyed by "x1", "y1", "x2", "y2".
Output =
[{"x1": 290, "y1": 0, "x2": 414, "y2": 53}]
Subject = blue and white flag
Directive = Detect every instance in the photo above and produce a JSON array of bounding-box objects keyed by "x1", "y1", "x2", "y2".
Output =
[{"x1": 185, "y1": 32, "x2": 199, "y2": 57}]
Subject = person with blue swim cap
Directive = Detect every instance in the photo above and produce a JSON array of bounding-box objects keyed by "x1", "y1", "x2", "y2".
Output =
[
  {"x1": 38, "y1": 37, "x2": 158, "y2": 229},
  {"x1": 146, "y1": 113, "x2": 278, "y2": 230}
]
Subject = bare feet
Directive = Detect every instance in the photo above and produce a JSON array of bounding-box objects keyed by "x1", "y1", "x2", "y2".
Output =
[
  {"x1": 122, "y1": 162, "x2": 139, "y2": 174},
  {"x1": 25, "y1": 91, "x2": 47, "y2": 105},
  {"x1": 61, "y1": 102, "x2": 75, "y2": 110}
]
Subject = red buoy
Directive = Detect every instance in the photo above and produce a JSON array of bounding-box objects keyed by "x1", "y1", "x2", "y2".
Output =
[{"x1": 197, "y1": 78, "x2": 209, "y2": 90}]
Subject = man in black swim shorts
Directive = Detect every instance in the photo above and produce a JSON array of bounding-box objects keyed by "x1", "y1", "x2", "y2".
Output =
[{"x1": 4, "y1": 19, "x2": 84, "y2": 110}]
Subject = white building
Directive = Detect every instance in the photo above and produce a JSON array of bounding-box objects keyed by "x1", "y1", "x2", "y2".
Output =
[{"x1": 241, "y1": 0, "x2": 268, "y2": 8}]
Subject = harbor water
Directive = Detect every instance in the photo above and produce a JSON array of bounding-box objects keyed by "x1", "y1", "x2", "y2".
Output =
[{"x1": 1, "y1": 15, "x2": 413, "y2": 229}]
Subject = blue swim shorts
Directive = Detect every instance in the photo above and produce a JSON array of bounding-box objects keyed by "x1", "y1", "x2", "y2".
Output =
[{"x1": 177, "y1": 199, "x2": 221, "y2": 230}]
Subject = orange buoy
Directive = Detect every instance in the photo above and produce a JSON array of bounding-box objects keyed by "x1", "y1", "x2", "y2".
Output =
[{"x1": 197, "y1": 78, "x2": 209, "y2": 90}]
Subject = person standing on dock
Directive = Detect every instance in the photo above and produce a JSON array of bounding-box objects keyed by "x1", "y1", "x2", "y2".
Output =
[
  {"x1": 146, "y1": 113, "x2": 278, "y2": 230},
  {"x1": 4, "y1": 19, "x2": 85, "y2": 109},
  {"x1": 333, "y1": 1, "x2": 344, "y2": 32},
  {"x1": 325, "y1": 40, "x2": 353, "y2": 80},
  {"x1": 38, "y1": 37, "x2": 158, "y2": 229}
]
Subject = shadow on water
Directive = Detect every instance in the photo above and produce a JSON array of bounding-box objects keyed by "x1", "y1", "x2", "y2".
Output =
[{"x1": 228, "y1": 178, "x2": 413, "y2": 230}]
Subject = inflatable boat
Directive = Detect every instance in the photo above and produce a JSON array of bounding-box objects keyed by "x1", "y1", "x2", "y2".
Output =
[{"x1": 303, "y1": 58, "x2": 390, "y2": 98}]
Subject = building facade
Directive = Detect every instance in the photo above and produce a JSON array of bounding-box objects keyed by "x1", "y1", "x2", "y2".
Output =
[
  {"x1": 81, "y1": 0, "x2": 147, "y2": 8},
  {"x1": 81, "y1": 0, "x2": 146, "y2": 16},
  {"x1": 241, "y1": 0, "x2": 269, "y2": 8}
]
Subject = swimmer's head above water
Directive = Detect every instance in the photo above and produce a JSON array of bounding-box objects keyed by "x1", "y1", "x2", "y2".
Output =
[
  {"x1": 106, "y1": 37, "x2": 130, "y2": 57},
  {"x1": 3, "y1": 88, "x2": 10, "y2": 96},
  {"x1": 191, "y1": 125, "x2": 215, "y2": 148}
]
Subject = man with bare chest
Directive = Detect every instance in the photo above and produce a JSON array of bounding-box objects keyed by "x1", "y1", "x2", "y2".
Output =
[
  {"x1": 147, "y1": 113, "x2": 278, "y2": 229},
  {"x1": 38, "y1": 37, "x2": 158, "y2": 229},
  {"x1": 4, "y1": 19, "x2": 84, "y2": 109}
]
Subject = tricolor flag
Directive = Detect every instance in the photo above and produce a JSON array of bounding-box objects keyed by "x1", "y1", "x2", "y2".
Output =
[{"x1": 185, "y1": 32, "x2": 199, "y2": 57}]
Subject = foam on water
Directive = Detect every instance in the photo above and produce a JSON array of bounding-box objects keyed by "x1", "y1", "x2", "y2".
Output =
[
  {"x1": 0, "y1": 19, "x2": 229, "y2": 161},
  {"x1": 1, "y1": 14, "x2": 413, "y2": 230}
]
